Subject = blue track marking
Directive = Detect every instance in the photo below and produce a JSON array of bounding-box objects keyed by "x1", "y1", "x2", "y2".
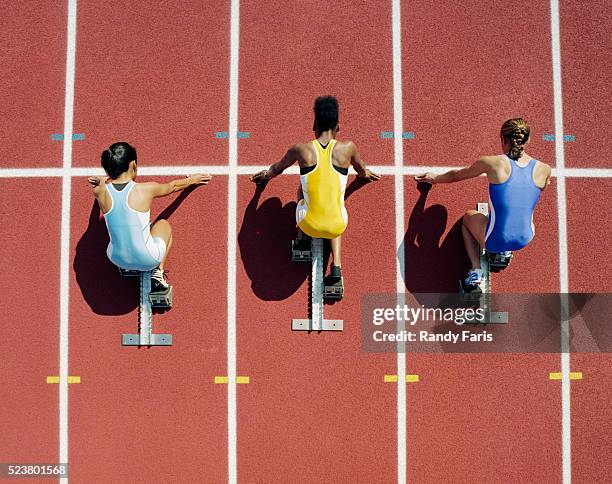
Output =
[
  {"x1": 216, "y1": 131, "x2": 250, "y2": 139},
  {"x1": 51, "y1": 133, "x2": 85, "y2": 141},
  {"x1": 380, "y1": 131, "x2": 415, "y2": 139},
  {"x1": 543, "y1": 133, "x2": 575, "y2": 142}
]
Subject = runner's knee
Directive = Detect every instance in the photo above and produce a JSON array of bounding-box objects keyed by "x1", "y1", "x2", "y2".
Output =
[
  {"x1": 463, "y1": 210, "x2": 478, "y2": 223},
  {"x1": 151, "y1": 219, "x2": 172, "y2": 238}
]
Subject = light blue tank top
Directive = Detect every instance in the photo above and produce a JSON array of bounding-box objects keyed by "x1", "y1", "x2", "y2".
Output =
[
  {"x1": 484, "y1": 156, "x2": 541, "y2": 252},
  {"x1": 104, "y1": 181, "x2": 161, "y2": 270}
]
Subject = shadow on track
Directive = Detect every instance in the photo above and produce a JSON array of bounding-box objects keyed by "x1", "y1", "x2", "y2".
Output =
[
  {"x1": 400, "y1": 182, "x2": 470, "y2": 296},
  {"x1": 238, "y1": 183, "x2": 308, "y2": 301}
]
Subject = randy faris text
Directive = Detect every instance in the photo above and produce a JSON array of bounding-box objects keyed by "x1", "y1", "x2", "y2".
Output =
[{"x1": 372, "y1": 329, "x2": 493, "y2": 343}]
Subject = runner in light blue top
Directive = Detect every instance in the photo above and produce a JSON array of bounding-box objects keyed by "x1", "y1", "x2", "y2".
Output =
[
  {"x1": 414, "y1": 118, "x2": 552, "y2": 293},
  {"x1": 103, "y1": 180, "x2": 166, "y2": 271},
  {"x1": 88, "y1": 142, "x2": 212, "y2": 294}
]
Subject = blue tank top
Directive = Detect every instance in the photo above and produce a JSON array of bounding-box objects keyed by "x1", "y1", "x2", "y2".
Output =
[
  {"x1": 103, "y1": 181, "x2": 160, "y2": 270},
  {"x1": 484, "y1": 156, "x2": 541, "y2": 252}
]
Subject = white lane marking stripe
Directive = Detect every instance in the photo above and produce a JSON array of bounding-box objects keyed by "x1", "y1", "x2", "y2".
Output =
[
  {"x1": 3, "y1": 165, "x2": 612, "y2": 178},
  {"x1": 59, "y1": 1, "x2": 77, "y2": 483},
  {"x1": 550, "y1": 1, "x2": 571, "y2": 483},
  {"x1": 392, "y1": 1, "x2": 407, "y2": 483},
  {"x1": 227, "y1": 1, "x2": 240, "y2": 483}
]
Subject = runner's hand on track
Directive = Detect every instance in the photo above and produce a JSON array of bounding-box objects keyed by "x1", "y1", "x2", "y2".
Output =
[
  {"x1": 87, "y1": 176, "x2": 107, "y2": 187},
  {"x1": 188, "y1": 174, "x2": 212, "y2": 185},
  {"x1": 359, "y1": 169, "x2": 381, "y2": 181},
  {"x1": 250, "y1": 170, "x2": 271, "y2": 184},
  {"x1": 414, "y1": 172, "x2": 437, "y2": 184}
]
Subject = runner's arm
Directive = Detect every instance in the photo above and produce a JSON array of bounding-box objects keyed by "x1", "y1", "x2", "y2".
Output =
[
  {"x1": 540, "y1": 163, "x2": 552, "y2": 190},
  {"x1": 140, "y1": 174, "x2": 212, "y2": 198},
  {"x1": 250, "y1": 145, "x2": 300, "y2": 184},
  {"x1": 349, "y1": 142, "x2": 380, "y2": 181},
  {"x1": 88, "y1": 176, "x2": 109, "y2": 198},
  {"x1": 415, "y1": 158, "x2": 490, "y2": 184}
]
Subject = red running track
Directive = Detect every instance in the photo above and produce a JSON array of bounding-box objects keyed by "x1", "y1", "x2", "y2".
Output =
[{"x1": 1, "y1": 0, "x2": 611, "y2": 483}]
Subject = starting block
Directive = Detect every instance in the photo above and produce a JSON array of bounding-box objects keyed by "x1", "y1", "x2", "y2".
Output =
[
  {"x1": 460, "y1": 203, "x2": 508, "y2": 324},
  {"x1": 292, "y1": 238, "x2": 343, "y2": 332},
  {"x1": 120, "y1": 269, "x2": 173, "y2": 346},
  {"x1": 291, "y1": 238, "x2": 312, "y2": 262}
]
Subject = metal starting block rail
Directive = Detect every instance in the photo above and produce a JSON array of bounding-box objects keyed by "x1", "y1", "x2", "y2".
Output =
[
  {"x1": 462, "y1": 203, "x2": 508, "y2": 324},
  {"x1": 292, "y1": 238, "x2": 343, "y2": 332},
  {"x1": 120, "y1": 269, "x2": 173, "y2": 346}
]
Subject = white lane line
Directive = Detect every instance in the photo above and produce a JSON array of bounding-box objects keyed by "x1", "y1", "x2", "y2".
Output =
[
  {"x1": 392, "y1": 1, "x2": 407, "y2": 483},
  {"x1": 558, "y1": 168, "x2": 612, "y2": 178},
  {"x1": 227, "y1": 1, "x2": 240, "y2": 483},
  {"x1": 4, "y1": 165, "x2": 612, "y2": 178},
  {"x1": 550, "y1": 1, "x2": 571, "y2": 483},
  {"x1": 59, "y1": 1, "x2": 77, "y2": 483},
  {"x1": 0, "y1": 168, "x2": 66, "y2": 177}
]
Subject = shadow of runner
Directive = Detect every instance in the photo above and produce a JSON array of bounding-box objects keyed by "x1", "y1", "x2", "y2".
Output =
[
  {"x1": 238, "y1": 184, "x2": 308, "y2": 301},
  {"x1": 73, "y1": 202, "x2": 137, "y2": 316},
  {"x1": 401, "y1": 183, "x2": 469, "y2": 296}
]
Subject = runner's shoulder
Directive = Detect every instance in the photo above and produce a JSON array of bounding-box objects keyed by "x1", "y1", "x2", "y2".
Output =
[
  {"x1": 533, "y1": 159, "x2": 552, "y2": 176},
  {"x1": 333, "y1": 139, "x2": 357, "y2": 154},
  {"x1": 291, "y1": 142, "x2": 314, "y2": 161},
  {"x1": 476, "y1": 154, "x2": 504, "y2": 167}
]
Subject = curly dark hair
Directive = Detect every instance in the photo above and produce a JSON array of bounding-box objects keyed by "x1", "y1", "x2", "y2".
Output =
[{"x1": 313, "y1": 96, "x2": 339, "y2": 133}]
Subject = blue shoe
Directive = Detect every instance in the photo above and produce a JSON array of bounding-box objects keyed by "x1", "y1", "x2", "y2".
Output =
[{"x1": 463, "y1": 269, "x2": 484, "y2": 293}]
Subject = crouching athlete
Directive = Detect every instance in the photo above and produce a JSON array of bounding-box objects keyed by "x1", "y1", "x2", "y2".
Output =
[
  {"x1": 415, "y1": 118, "x2": 551, "y2": 293},
  {"x1": 88, "y1": 142, "x2": 211, "y2": 296},
  {"x1": 250, "y1": 96, "x2": 380, "y2": 297}
]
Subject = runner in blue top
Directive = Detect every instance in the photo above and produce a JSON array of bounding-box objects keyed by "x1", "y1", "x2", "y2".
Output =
[
  {"x1": 414, "y1": 118, "x2": 552, "y2": 292},
  {"x1": 88, "y1": 142, "x2": 211, "y2": 293}
]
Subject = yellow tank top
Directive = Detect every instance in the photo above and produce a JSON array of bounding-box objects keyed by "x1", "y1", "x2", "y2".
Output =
[{"x1": 297, "y1": 139, "x2": 348, "y2": 238}]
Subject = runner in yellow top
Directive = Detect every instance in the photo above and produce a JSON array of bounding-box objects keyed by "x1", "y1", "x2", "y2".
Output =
[
  {"x1": 250, "y1": 96, "x2": 380, "y2": 295},
  {"x1": 297, "y1": 137, "x2": 347, "y2": 239}
]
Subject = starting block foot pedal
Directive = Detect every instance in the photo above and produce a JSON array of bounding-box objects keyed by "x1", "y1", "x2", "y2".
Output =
[
  {"x1": 122, "y1": 333, "x2": 173, "y2": 346},
  {"x1": 324, "y1": 277, "x2": 344, "y2": 300},
  {"x1": 487, "y1": 251, "x2": 513, "y2": 273},
  {"x1": 291, "y1": 239, "x2": 312, "y2": 262},
  {"x1": 458, "y1": 279, "x2": 482, "y2": 302},
  {"x1": 118, "y1": 267, "x2": 140, "y2": 277},
  {"x1": 149, "y1": 286, "x2": 173, "y2": 308},
  {"x1": 292, "y1": 318, "x2": 343, "y2": 332}
]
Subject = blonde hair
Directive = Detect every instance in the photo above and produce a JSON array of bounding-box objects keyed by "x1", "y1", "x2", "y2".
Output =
[{"x1": 501, "y1": 118, "x2": 530, "y2": 160}]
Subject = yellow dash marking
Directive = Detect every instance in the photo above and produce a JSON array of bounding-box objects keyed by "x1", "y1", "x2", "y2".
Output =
[
  {"x1": 384, "y1": 375, "x2": 419, "y2": 383},
  {"x1": 215, "y1": 376, "x2": 250, "y2": 384},
  {"x1": 46, "y1": 376, "x2": 80, "y2": 384},
  {"x1": 549, "y1": 372, "x2": 582, "y2": 380}
]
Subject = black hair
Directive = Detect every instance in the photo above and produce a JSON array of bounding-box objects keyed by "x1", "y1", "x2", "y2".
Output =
[
  {"x1": 101, "y1": 142, "x2": 137, "y2": 179},
  {"x1": 313, "y1": 96, "x2": 339, "y2": 133}
]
